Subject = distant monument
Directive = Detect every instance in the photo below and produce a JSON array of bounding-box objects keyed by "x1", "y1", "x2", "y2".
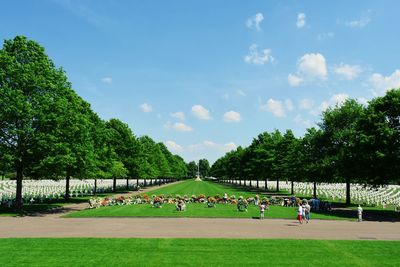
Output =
[{"x1": 195, "y1": 160, "x2": 202, "y2": 181}]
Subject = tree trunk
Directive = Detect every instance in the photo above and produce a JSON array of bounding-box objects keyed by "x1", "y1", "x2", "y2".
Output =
[
  {"x1": 291, "y1": 181, "x2": 294, "y2": 195},
  {"x1": 15, "y1": 164, "x2": 23, "y2": 210},
  {"x1": 65, "y1": 174, "x2": 70, "y2": 200},
  {"x1": 276, "y1": 178, "x2": 280, "y2": 192},
  {"x1": 346, "y1": 178, "x2": 351, "y2": 205},
  {"x1": 94, "y1": 179, "x2": 97, "y2": 196},
  {"x1": 113, "y1": 177, "x2": 116, "y2": 192},
  {"x1": 239, "y1": 180, "x2": 242, "y2": 186},
  {"x1": 144, "y1": 179, "x2": 147, "y2": 186},
  {"x1": 265, "y1": 179, "x2": 268, "y2": 190},
  {"x1": 256, "y1": 179, "x2": 259, "y2": 189},
  {"x1": 313, "y1": 181, "x2": 317, "y2": 199},
  {"x1": 126, "y1": 178, "x2": 129, "y2": 190},
  {"x1": 136, "y1": 178, "x2": 139, "y2": 187}
]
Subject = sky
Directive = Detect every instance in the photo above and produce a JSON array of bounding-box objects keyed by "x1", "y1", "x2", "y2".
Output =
[{"x1": 1, "y1": 0, "x2": 400, "y2": 164}]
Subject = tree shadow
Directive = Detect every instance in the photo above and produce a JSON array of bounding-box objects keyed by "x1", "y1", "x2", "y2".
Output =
[{"x1": 315, "y1": 206, "x2": 400, "y2": 222}]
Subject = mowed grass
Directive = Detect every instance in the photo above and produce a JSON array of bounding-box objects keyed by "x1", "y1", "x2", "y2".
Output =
[
  {"x1": 66, "y1": 202, "x2": 345, "y2": 219},
  {"x1": 142, "y1": 179, "x2": 259, "y2": 197},
  {"x1": 67, "y1": 180, "x2": 349, "y2": 220},
  {"x1": 0, "y1": 238, "x2": 399, "y2": 267}
]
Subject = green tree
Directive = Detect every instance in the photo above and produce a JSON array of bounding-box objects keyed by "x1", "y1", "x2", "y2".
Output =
[
  {"x1": 187, "y1": 161, "x2": 198, "y2": 178},
  {"x1": 357, "y1": 89, "x2": 400, "y2": 185},
  {"x1": 198, "y1": 158, "x2": 210, "y2": 177},
  {"x1": 320, "y1": 99, "x2": 365, "y2": 204},
  {"x1": 0, "y1": 36, "x2": 78, "y2": 208}
]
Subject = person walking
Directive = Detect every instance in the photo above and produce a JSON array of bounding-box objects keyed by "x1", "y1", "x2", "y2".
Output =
[
  {"x1": 305, "y1": 201, "x2": 311, "y2": 223},
  {"x1": 259, "y1": 203, "x2": 266, "y2": 220},
  {"x1": 357, "y1": 205, "x2": 363, "y2": 222},
  {"x1": 297, "y1": 203, "x2": 303, "y2": 224}
]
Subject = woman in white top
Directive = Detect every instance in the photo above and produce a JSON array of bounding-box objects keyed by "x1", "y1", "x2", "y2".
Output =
[{"x1": 297, "y1": 203, "x2": 303, "y2": 224}]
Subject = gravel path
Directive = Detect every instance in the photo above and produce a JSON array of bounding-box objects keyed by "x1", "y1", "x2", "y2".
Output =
[{"x1": 1, "y1": 217, "x2": 399, "y2": 240}]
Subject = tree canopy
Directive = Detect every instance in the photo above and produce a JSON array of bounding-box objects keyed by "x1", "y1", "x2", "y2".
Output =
[{"x1": 0, "y1": 36, "x2": 188, "y2": 209}]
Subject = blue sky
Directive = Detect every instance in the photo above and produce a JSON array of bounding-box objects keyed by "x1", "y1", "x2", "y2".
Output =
[{"x1": 2, "y1": 0, "x2": 400, "y2": 163}]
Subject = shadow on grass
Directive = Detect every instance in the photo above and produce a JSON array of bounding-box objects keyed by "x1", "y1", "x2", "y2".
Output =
[
  {"x1": 0, "y1": 191, "x2": 131, "y2": 217},
  {"x1": 317, "y1": 206, "x2": 400, "y2": 222}
]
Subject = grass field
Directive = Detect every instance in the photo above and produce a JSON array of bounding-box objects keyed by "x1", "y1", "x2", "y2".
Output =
[
  {"x1": 0, "y1": 238, "x2": 398, "y2": 267},
  {"x1": 66, "y1": 180, "x2": 347, "y2": 220},
  {"x1": 66, "y1": 201, "x2": 345, "y2": 220},
  {"x1": 141, "y1": 179, "x2": 272, "y2": 197}
]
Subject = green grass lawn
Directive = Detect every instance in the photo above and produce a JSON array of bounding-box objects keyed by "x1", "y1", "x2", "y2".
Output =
[
  {"x1": 66, "y1": 180, "x2": 351, "y2": 220},
  {"x1": 0, "y1": 238, "x2": 398, "y2": 267},
  {"x1": 66, "y1": 202, "x2": 345, "y2": 220},
  {"x1": 142, "y1": 179, "x2": 271, "y2": 198}
]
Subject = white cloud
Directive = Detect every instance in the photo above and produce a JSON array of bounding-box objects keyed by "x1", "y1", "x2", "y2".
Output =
[
  {"x1": 188, "y1": 141, "x2": 237, "y2": 153},
  {"x1": 223, "y1": 111, "x2": 241, "y2": 123},
  {"x1": 369, "y1": 70, "x2": 400, "y2": 94},
  {"x1": 171, "y1": 111, "x2": 185, "y2": 121},
  {"x1": 237, "y1": 89, "x2": 246, "y2": 96},
  {"x1": 357, "y1": 97, "x2": 369, "y2": 105},
  {"x1": 285, "y1": 99, "x2": 294, "y2": 111},
  {"x1": 101, "y1": 77, "x2": 112, "y2": 84},
  {"x1": 246, "y1": 12, "x2": 264, "y2": 31},
  {"x1": 192, "y1": 105, "x2": 212, "y2": 120},
  {"x1": 260, "y1": 98, "x2": 286, "y2": 117},
  {"x1": 294, "y1": 114, "x2": 312, "y2": 128},
  {"x1": 299, "y1": 98, "x2": 314, "y2": 110},
  {"x1": 318, "y1": 101, "x2": 330, "y2": 113},
  {"x1": 288, "y1": 73, "x2": 303, "y2": 87},
  {"x1": 312, "y1": 93, "x2": 349, "y2": 114},
  {"x1": 296, "y1": 13, "x2": 306, "y2": 28},
  {"x1": 244, "y1": 44, "x2": 274, "y2": 65},
  {"x1": 165, "y1": 140, "x2": 183, "y2": 153},
  {"x1": 346, "y1": 17, "x2": 370, "y2": 28},
  {"x1": 288, "y1": 53, "x2": 327, "y2": 86},
  {"x1": 172, "y1": 122, "x2": 193, "y2": 132},
  {"x1": 140, "y1": 103, "x2": 152, "y2": 113},
  {"x1": 331, "y1": 93, "x2": 349, "y2": 106},
  {"x1": 298, "y1": 53, "x2": 327, "y2": 79},
  {"x1": 317, "y1": 32, "x2": 334, "y2": 41},
  {"x1": 334, "y1": 63, "x2": 362, "y2": 80}
]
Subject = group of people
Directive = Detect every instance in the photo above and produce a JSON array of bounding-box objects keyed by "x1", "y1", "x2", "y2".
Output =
[{"x1": 296, "y1": 202, "x2": 311, "y2": 224}]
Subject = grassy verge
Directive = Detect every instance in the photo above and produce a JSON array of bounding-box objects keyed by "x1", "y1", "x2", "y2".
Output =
[{"x1": 0, "y1": 238, "x2": 398, "y2": 267}]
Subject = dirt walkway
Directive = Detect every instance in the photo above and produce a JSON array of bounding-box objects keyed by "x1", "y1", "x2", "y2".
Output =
[{"x1": 1, "y1": 217, "x2": 399, "y2": 240}]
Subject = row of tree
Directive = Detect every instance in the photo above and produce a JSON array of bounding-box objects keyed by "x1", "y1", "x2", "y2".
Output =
[
  {"x1": 186, "y1": 159, "x2": 210, "y2": 178},
  {"x1": 211, "y1": 89, "x2": 400, "y2": 204},
  {"x1": 0, "y1": 36, "x2": 188, "y2": 209}
]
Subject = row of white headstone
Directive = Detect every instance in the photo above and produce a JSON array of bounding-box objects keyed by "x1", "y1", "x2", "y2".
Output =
[
  {"x1": 229, "y1": 180, "x2": 400, "y2": 208},
  {"x1": 0, "y1": 179, "x2": 144, "y2": 205}
]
